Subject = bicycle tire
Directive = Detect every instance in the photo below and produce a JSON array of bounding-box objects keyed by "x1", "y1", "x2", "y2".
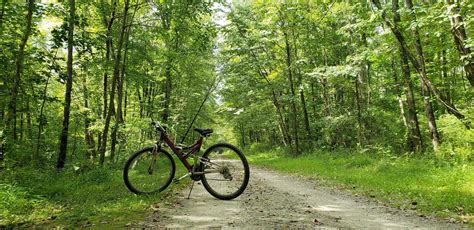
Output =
[
  {"x1": 123, "y1": 147, "x2": 175, "y2": 195},
  {"x1": 201, "y1": 143, "x2": 250, "y2": 200}
]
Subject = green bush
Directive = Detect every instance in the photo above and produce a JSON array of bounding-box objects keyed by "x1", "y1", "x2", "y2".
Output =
[{"x1": 438, "y1": 113, "x2": 474, "y2": 162}]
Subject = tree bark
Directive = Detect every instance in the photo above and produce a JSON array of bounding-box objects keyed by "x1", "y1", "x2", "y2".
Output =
[
  {"x1": 57, "y1": 0, "x2": 75, "y2": 170},
  {"x1": 8, "y1": 0, "x2": 34, "y2": 140},
  {"x1": 446, "y1": 0, "x2": 474, "y2": 87}
]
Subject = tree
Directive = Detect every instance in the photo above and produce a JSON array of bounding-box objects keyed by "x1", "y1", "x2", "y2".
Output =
[
  {"x1": 57, "y1": 0, "x2": 76, "y2": 170},
  {"x1": 99, "y1": 0, "x2": 129, "y2": 165},
  {"x1": 8, "y1": 0, "x2": 35, "y2": 140},
  {"x1": 446, "y1": 0, "x2": 474, "y2": 87}
]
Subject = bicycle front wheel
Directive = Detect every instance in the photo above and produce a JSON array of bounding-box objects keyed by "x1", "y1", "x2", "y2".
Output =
[
  {"x1": 201, "y1": 143, "x2": 250, "y2": 200},
  {"x1": 123, "y1": 147, "x2": 175, "y2": 194}
]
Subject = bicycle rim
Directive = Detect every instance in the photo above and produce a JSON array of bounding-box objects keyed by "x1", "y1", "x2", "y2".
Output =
[
  {"x1": 201, "y1": 144, "x2": 249, "y2": 200},
  {"x1": 124, "y1": 148, "x2": 175, "y2": 194}
]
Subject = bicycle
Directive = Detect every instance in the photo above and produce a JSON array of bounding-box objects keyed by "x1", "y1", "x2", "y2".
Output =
[{"x1": 123, "y1": 121, "x2": 250, "y2": 200}]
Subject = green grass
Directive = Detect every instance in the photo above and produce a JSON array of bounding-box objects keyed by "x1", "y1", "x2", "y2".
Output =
[
  {"x1": 247, "y1": 149, "x2": 474, "y2": 224},
  {"x1": 0, "y1": 164, "x2": 187, "y2": 228}
]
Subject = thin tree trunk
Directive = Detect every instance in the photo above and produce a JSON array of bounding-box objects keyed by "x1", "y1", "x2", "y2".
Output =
[
  {"x1": 440, "y1": 50, "x2": 452, "y2": 105},
  {"x1": 57, "y1": 0, "x2": 75, "y2": 170},
  {"x1": 99, "y1": 0, "x2": 129, "y2": 165},
  {"x1": 271, "y1": 90, "x2": 290, "y2": 146},
  {"x1": 111, "y1": 5, "x2": 136, "y2": 163},
  {"x1": 291, "y1": 28, "x2": 312, "y2": 143},
  {"x1": 82, "y1": 71, "x2": 95, "y2": 161},
  {"x1": 102, "y1": 0, "x2": 117, "y2": 119},
  {"x1": 354, "y1": 75, "x2": 364, "y2": 145},
  {"x1": 392, "y1": 59, "x2": 409, "y2": 130},
  {"x1": 35, "y1": 70, "x2": 52, "y2": 163},
  {"x1": 446, "y1": 0, "x2": 474, "y2": 87},
  {"x1": 0, "y1": 0, "x2": 7, "y2": 37},
  {"x1": 26, "y1": 100, "x2": 32, "y2": 138},
  {"x1": 283, "y1": 28, "x2": 300, "y2": 155},
  {"x1": 8, "y1": 0, "x2": 34, "y2": 140}
]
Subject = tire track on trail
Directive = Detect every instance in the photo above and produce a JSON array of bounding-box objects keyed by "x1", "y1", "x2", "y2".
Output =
[{"x1": 133, "y1": 166, "x2": 464, "y2": 229}]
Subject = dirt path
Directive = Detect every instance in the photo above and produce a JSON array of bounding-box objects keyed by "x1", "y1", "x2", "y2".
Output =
[{"x1": 135, "y1": 166, "x2": 465, "y2": 229}]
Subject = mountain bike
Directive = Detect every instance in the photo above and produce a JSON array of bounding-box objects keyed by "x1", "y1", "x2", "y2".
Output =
[{"x1": 123, "y1": 121, "x2": 250, "y2": 200}]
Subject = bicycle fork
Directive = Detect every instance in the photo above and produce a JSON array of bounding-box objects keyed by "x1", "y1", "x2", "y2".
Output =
[{"x1": 148, "y1": 144, "x2": 160, "y2": 175}]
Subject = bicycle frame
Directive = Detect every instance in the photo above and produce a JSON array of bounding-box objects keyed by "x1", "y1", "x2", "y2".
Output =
[{"x1": 156, "y1": 131, "x2": 203, "y2": 172}]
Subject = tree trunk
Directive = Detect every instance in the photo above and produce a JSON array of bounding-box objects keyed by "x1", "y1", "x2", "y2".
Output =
[
  {"x1": 8, "y1": 0, "x2": 34, "y2": 140},
  {"x1": 405, "y1": 0, "x2": 440, "y2": 151},
  {"x1": 283, "y1": 28, "x2": 300, "y2": 155},
  {"x1": 111, "y1": 5, "x2": 136, "y2": 163},
  {"x1": 99, "y1": 0, "x2": 129, "y2": 165},
  {"x1": 446, "y1": 0, "x2": 474, "y2": 87},
  {"x1": 291, "y1": 30, "x2": 312, "y2": 142},
  {"x1": 393, "y1": 60, "x2": 408, "y2": 128},
  {"x1": 0, "y1": 0, "x2": 7, "y2": 37},
  {"x1": 102, "y1": 0, "x2": 117, "y2": 119},
  {"x1": 354, "y1": 74, "x2": 365, "y2": 145},
  {"x1": 82, "y1": 72, "x2": 95, "y2": 161},
  {"x1": 392, "y1": 0, "x2": 423, "y2": 152},
  {"x1": 35, "y1": 71, "x2": 52, "y2": 163},
  {"x1": 57, "y1": 0, "x2": 75, "y2": 170},
  {"x1": 162, "y1": 65, "x2": 172, "y2": 122},
  {"x1": 440, "y1": 50, "x2": 452, "y2": 105}
]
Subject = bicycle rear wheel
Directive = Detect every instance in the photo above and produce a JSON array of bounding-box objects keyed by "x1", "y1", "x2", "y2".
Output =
[
  {"x1": 201, "y1": 143, "x2": 250, "y2": 200},
  {"x1": 123, "y1": 147, "x2": 175, "y2": 194}
]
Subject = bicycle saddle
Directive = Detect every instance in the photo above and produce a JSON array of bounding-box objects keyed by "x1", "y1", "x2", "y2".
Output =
[{"x1": 194, "y1": 128, "x2": 213, "y2": 137}]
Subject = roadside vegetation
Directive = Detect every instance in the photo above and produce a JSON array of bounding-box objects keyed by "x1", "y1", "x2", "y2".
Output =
[
  {"x1": 247, "y1": 146, "x2": 473, "y2": 225},
  {"x1": 0, "y1": 164, "x2": 188, "y2": 228}
]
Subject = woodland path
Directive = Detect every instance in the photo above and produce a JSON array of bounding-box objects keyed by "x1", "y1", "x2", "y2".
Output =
[{"x1": 133, "y1": 167, "x2": 464, "y2": 229}]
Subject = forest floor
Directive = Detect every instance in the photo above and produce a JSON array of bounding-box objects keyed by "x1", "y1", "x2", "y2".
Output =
[{"x1": 127, "y1": 166, "x2": 466, "y2": 229}]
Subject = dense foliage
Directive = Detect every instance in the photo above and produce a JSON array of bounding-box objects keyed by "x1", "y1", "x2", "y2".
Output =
[
  {"x1": 0, "y1": 0, "x2": 218, "y2": 168},
  {"x1": 219, "y1": 1, "x2": 473, "y2": 159}
]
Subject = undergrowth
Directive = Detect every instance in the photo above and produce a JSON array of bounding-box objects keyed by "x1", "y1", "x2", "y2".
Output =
[{"x1": 0, "y1": 164, "x2": 186, "y2": 228}]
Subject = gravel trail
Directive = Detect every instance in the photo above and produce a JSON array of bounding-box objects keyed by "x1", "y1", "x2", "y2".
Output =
[{"x1": 136, "y1": 166, "x2": 465, "y2": 229}]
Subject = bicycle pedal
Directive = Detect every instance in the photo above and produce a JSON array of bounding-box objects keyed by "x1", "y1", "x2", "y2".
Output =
[{"x1": 173, "y1": 179, "x2": 180, "y2": 184}]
